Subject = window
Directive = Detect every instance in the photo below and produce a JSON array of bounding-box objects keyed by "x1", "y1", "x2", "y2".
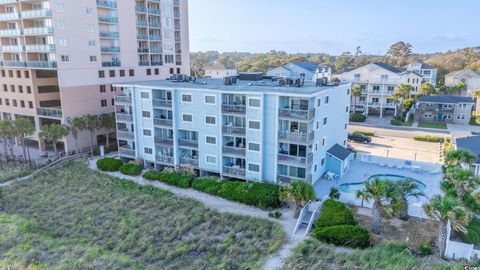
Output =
[
  {"x1": 18, "y1": 86, "x2": 23, "y2": 93},
  {"x1": 10, "y1": 85, "x2": 14, "y2": 92},
  {"x1": 249, "y1": 98, "x2": 261, "y2": 107},
  {"x1": 344, "y1": 123, "x2": 348, "y2": 130},
  {"x1": 90, "y1": 56, "x2": 97, "y2": 62},
  {"x1": 321, "y1": 158, "x2": 325, "y2": 166},
  {"x1": 98, "y1": 70, "x2": 105, "y2": 78},
  {"x1": 87, "y1": 24, "x2": 96, "y2": 32},
  {"x1": 100, "y1": 99, "x2": 107, "y2": 107},
  {"x1": 142, "y1": 111, "x2": 151, "y2": 118},
  {"x1": 205, "y1": 116, "x2": 216, "y2": 125},
  {"x1": 28, "y1": 101, "x2": 33, "y2": 108},
  {"x1": 59, "y1": 38, "x2": 68, "y2": 47},
  {"x1": 248, "y1": 121, "x2": 260, "y2": 130},
  {"x1": 205, "y1": 136, "x2": 216, "y2": 145},
  {"x1": 109, "y1": 70, "x2": 115, "y2": 77},
  {"x1": 146, "y1": 69, "x2": 151, "y2": 76},
  {"x1": 316, "y1": 121, "x2": 320, "y2": 130},
  {"x1": 155, "y1": 69, "x2": 159, "y2": 75},
  {"x1": 57, "y1": 20, "x2": 66, "y2": 29},
  {"x1": 206, "y1": 155, "x2": 217, "y2": 164},
  {"x1": 88, "y1": 40, "x2": 96, "y2": 47},
  {"x1": 323, "y1": 117, "x2": 328, "y2": 126},
  {"x1": 12, "y1": 99, "x2": 17, "y2": 107},
  {"x1": 325, "y1": 96, "x2": 329, "y2": 104},
  {"x1": 26, "y1": 86, "x2": 31, "y2": 93},
  {"x1": 111, "y1": 98, "x2": 114, "y2": 106},
  {"x1": 322, "y1": 137, "x2": 327, "y2": 146},
  {"x1": 129, "y1": 69, "x2": 134, "y2": 76},
  {"x1": 140, "y1": 92, "x2": 149, "y2": 99},
  {"x1": 347, "y1": 88, "x2": 350, "y2": 95},
  {"x1": 56, "y1": 3, "x2": 64, "y2": 11},
  {"x1": 143, "y1": 129, "x2": 152, "y2": 136},
  {"x1": 248, "y1": 142, "x2": 260, "y2": 151},
  {"x1": 61, "y1": 55, "x2": 70, "y2": 63},
  {"x1": 181, "y1": 93, "x2": 192, "y2": 103},
  {"x1": 100, "y1": 85, "x2": 106, "y2": 93},
  {"x1": 182, "y1": 114, "x2": 193, "y2": 122},
  {"x1": 120, "y1": 70, "x2": 125, "y2": 77},
  {"x1": 85, "y1": 7, "x2": 94, "y2": 15},
  {"x1": 144, "y1": 147, "x2": 153, "y2": 154},
  {"x1": 346, "y1": 106, "x2": 349, "y2": 113},
  {"x1": 20, "y1": 100, "x2": 25, "y2": 107},
  {"x1": 248, "y1": 163, "x2": 260, "y2": 172},
  {"x1": 204, "y1": 95, "x2": 216, "y2": 104},
  {"x1": 16, "y1": 70, "x2": 21, "y2": 78},
  {"x1": 372, "y1": 85, "x2": 380, "y2": 91},
  {"x1": 24, "y1": 71, "x2": 29, "y2": 78},
  {"x1": 317, "y1": 98, "x2": 321, "y2": 107}
]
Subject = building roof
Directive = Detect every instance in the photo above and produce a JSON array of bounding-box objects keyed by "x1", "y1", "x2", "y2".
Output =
[
  {"x1": 205, "y1": 63, "x2": 236, "y2": 70},
  {"x1": 445, "y1": 69, "x2": 480, "y2": 79},
  {"x1": 290, "y1": 62, "x2": 328, "y2": 73},
  {"x1": 373, "y1": 62, "x2": 404, "y2": 74},
  {"x1": 114, "y1": 78, "x2": 349, "y2": 96},
  {"x1": 417, "y1": 95, "x2": 475, "y2": 104},
  {"x1": 455, "y1": 135, "x2": 480, "y2": 163},
  {"x1": 419, "y1": 62, "x2": 436, "y2": 69},
  {"x1": 327, "y1": 144, "x2": 352, "y2": 161}
]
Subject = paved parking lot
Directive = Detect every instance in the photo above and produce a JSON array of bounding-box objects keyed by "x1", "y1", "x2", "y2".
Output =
[{"x1": 349, "y1": 134, "x2": 442, "y2": 164}]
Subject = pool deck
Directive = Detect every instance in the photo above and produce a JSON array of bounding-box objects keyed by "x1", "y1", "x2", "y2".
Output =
[{"x1": 314, "y1": 160, "x2": 443, "y2": 202}]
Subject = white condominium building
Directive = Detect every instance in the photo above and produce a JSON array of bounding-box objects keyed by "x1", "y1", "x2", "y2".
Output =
[
  {"x1": 0, "y1": 0, "x2": 190, "y2": 154},
  {"x1": 338, "y1": 62, "x2": 437, "y2": 117},
  {"x1": 113, "y1": 73, "x2": 353, "y2": 184}
]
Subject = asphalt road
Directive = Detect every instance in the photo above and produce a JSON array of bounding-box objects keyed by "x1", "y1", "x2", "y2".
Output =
[{"x1": 348, "y1": 123, "x2": 449, "y2": 139}]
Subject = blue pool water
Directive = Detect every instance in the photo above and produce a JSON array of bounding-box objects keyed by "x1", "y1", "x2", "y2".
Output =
[{"x1": 338, "y1": 174, "x2": 426, "y2": 194}]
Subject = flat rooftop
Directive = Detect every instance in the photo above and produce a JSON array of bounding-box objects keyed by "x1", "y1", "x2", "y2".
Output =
[{"x1": 114, "y1": 78, "x2": 349, "y2": 95}]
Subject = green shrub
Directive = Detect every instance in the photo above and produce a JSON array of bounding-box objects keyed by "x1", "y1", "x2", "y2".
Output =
[
  {"x1": 349, "y1": 113, "x2": 367, "y2": 122},
  {"x1": 268, "y1": 211, "x2": 282, "y2": 219},
  {"x1": 96, "y1": 158, "x2": 123, "y2": 171},
  {"x1": 143, "y1": 170, "x2": 194, "y2": 188},
  {"x1": 413, "y1": 135, "x2": 444, "y2": 143},
  {"x1": 314, "y1": 225, "x2": 370, "y2": 248},
  {"x1": 192, "y1": 178, "x2": 281, "y2": 209},
  {"x1": 353, "y1": 130, "x2": 375, "y2": 137},
  {"x1": 418, "y1": 242, "x2": 432, "y2": 256},
  {"x1": 119, "y1": 163, "x2": 143, "y2": 176},
  {"x1": 460, "y1": 218, "x2": 480, "y2": 246},
  {"x1": 315, "y1": 199, "x2": 356, "y2": 229},
  {"x1": 391, "y1": 118, "x2": 403, "y2": 126}
]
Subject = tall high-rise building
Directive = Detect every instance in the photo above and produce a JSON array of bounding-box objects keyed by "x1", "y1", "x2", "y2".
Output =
[{"x1": 0, "y1": 0, "x2": 190, "y2": 154}]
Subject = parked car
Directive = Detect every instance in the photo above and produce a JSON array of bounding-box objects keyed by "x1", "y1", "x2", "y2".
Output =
[{"x1": 348, "y1": 133, "x2": 372, "y2": 143}]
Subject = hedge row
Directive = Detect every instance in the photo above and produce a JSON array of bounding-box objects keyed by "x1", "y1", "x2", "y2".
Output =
[
  {"x1": 413, "y1": 135, "x2": 444, "y2": 143},
  {"x1": 313, "y1": 200, "x2": 369, "y2": 248},
  {"x1": 143, "y1": 170, "x2": 195, "y2": 188},
  {"x1": 314, "y1": 225, "x2": 370, "y2": 248},
  {"x1": 96, "y1": 158, "x2": 123, "y2": 172},
  {"x1": 120, "y1": 163, "x2": 143, "y2": 176},
  {"x1": 315, "y1": 199, "x2": 356, "y2": 229},
  {"x1": 349, "y1": 113, "x2": 367, "y2": 122},
  {"x1": 192, "y1": 177, "x2": 281, "y2": 209}
]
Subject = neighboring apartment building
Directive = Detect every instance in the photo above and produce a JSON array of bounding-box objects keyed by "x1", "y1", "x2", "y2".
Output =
[
  {"x1": 338, "y1": 62, "x2": 437, "y2": 117},
  {"x1": 414, "y1": 95, "x2": 474, "y2": 125},
  {"x1": 113, "y1": 74, "x2": 352, "y2": 185},
  {"x1": 445, "y1": 69, "x2": 480, "y2": 96},
  {"x1": 0, "y1": 0, "x2": 190, "y2": 154},
  {"x1": 204, "y1": 63, "x2": 237, "y2": 79},
  {"x1": 454, "y1": 134, "x2": 480, "y2": 177},
  {"x1": 267, "y1": 62, "x2": 332, "y2": 82}
]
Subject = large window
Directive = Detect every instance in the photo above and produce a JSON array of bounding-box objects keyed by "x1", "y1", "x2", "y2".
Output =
[
  {"x1": 205, "y1": 116, "x2": 216, "y2": 125},
  {"x1": 205, "y1": 136, "x2": 216, "y2": 145},
  {"x1": 204, "y1": 95, "x2": 216, "y2": 104},
  {"x1": 248, "y1": 98, "x2": 261, "y2": 108},
  {"x1": 248, "y1": 163, "x2": 260, "y2": 172},
  {"x1": 248, "y1": 142, "x2": 260, "y2": 152},
  {"x1": 181, "y1": 93, "x2": 192, "y2": 103},
  {"x1": 248, "y1": 121, "x2": 260, "y2": 130},
  {"x1": 206, "y1": 155, "x2": 217, "y2": 164},
  {"x1": 182, "y1": 114, "x2": 193, "y2": 122}
]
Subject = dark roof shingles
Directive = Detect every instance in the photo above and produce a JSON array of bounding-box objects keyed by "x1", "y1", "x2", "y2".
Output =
[{"x1": 327, "y1": 144, "x2": 352, "y2": 161}]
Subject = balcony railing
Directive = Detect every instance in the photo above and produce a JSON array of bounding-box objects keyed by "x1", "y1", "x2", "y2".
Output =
[
  {"x1": 115, "y1": 95, "x2": 132, "y2": 104},
  {"x1": 277, "y1": 153, "x2": 313, "y2": 167},
  {"x1": 117, "y1": 130, "x2": 134, "y2": 141},
  {"x1": 178, "y1": 139, "x2": 198, "y2": 148},
  {"x1": 156, "y1": 155, "x2": 174, "y2": 165},
  {"x1": 155, "y1": 137, "x2": 174, "y2": 146},
  {"x1": 222, "y1": 104, "x2": 246, "y2": 114},
  {"x1": 153, "y1": 118, "x2": 173, "y2": 127},
  {"x1": 0, "y1": 12, "x2": 19, "y2": 21},
  {"x1": 23, "y1": 27, "x2": 53, "y2": 36},
  {"x1": 98, "y1": 15, "x2": 118, "y2": 24},
  {"x1": 135, "y1": 6, "x2": 146, "y2": 13},
  {"x1": 278, "y1": 131, "x2": 314, "y2": 144},
  {"x1": 1, "y1": 45, "x2": 23, "y2": 52},
  {"x1": 148, "y1": 22, "x2": 161, "y2": 28},
  {"x1": 97, "y1": 0, "x2": 117, "y2": 9},
  {"x1": 26, "y1": 61, "x2": 57, "y2": 68},
  {"x1": 148, "y1": 8, "x2": 160, "y2": 14},
  {"x1": 0, "y1": 29, "x2": 22, "y2": 36},
  {"x1": 99, "y1": 31, "x2": 119, "y2": 38},
  {"x1": 24, "y1": 44, "x2": 55, "y2": 52},
  {"x1": 101, "y1": 46, "x2": 120, "y2": 53},
  {"x1": 102, "y1": 61, "x2": 121, "y2": 67},
  {"x1": 1, "y1": 60, "x2": 26, "y2": 67},
  {"x1": 21, "y1": 9, "x2": 51, "y2": 19},
  {"x1": 277, "y1": 174, "x2": 312, "y2": 185},
  {"x1": 0, "y1": 0, "x2": 18, "y2": 4},
  {"x1": 119, "y1": 146, "x2": 135, "y2": 158},
  {"x1": 223, "y1": 146, "x2": 246, "y2": 156},
  {"x1": 222, "y1": 126, "x2": 246, "y2": 136},
  {"x1": 137, "y1": 34, "x2": 148, "y2": 40},
  {"x1": 152, "y1": 99, "x2": 172, "y2": 108},
  {"x1": 149, "y1": 35, "x2": 161, "y2": 40},
  {"x1": 116, "y1": 113, "x2": 133, "y2": 122},
  {"x1": 139, "y1": 60, "x2": 150, "y2": 66},
  {"x1": 37, "y1": 107, "x2": 62, "y2": 119},
  {"x1": 179, "y1": 157, "x2": 198, "y2": 167},
  {"x1": 136, "y1": 20, "x2": 147, "y2": 26},
  {"x1": 279, "y1": 108, "x2": 315, "y2": 121},
  {"x1": 223, "y1": 166, "x2": 246, "y2": 178}
]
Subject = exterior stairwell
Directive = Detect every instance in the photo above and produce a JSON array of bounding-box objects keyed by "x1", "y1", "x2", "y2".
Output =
[{"x1": 293, "y1": 199, "x2": 324, "y2": 236}]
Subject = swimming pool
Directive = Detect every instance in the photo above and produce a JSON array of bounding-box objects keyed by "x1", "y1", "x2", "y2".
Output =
[{"x1": 338, "y1": 174, "x2": 427, "y2": 194}]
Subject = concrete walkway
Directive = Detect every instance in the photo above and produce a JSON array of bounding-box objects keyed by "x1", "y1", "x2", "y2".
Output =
[{"x1": 86, "y1": 157, "x2": 304, "y2": 270}]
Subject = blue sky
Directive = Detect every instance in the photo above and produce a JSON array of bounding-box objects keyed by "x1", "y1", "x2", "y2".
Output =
[{"x1": 189, "y1": 0, "x2": 480, "y2": 55}]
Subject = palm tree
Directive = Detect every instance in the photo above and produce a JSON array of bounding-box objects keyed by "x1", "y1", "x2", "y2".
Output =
[
  {"x1": 445, "y1": 149, "x2": 476, "y2": 167},
  {"x1": 423, "y1": 195, "x2": 470, "y2": 257},
  {"x1": 444, "y1": 167, "x2": 479, "y2": 201},
  {"x1": 351, "y1": 84, "x2": 362, "y2": 113},
  {"x1": 83, "y1": 115, "x2": 99, "y2": 155},
  {"x1": 355, "y1": 177, "x2": 390, "y2": 234},
  {"x1": 390, "y1": 179, "x2": 425, "y2": 220},
  {"x1": 420, "y1": 82, "x2": 435, "y2": 96},
  {"x1": 98, "y1": 113, "x2": 116, "y2": 150},
  {"x1": 391, "y1": 83, "x2": 412, "y2": 117},
  {"x1": 328, "y1": 187, "x2": 340, "y2": 200},
  {"x1": 455, "y1": 82, "x2": 467, "y2": 96},
  {"x1": 13, "y1": 118, "x2": 35, "y2": 164},
  {"x1": 0, "y1": 120, "x2": 14, "y2": 159},
  {"x1": 67, "y1": 117, "x2": 86, "y2": 154},
  {"x1": 279, "y1": 180, "x2": 316, "y2": 218},
  {"x1": 40, "y1": 124, "x2": 69, "y2": 159}
]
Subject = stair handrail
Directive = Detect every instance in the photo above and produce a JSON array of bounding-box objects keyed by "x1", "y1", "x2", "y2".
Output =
[{"x1": 293, "y1": 201, "x2": 311, "y2": 234}]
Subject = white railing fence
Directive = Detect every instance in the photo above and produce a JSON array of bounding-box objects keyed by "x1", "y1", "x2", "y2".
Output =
[{"x1": 445, "y1": 220, "x2": 480, "y2": 261}]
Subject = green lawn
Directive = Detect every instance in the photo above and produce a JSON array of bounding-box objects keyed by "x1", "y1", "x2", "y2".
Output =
[
  {"x1": 0, "y1": 161, "x2": 285, "y2": 270},
  {"x1": 418, "y1": 122, "x2": 448, "y2": 130},
  {"x1": 0, "y1": 162, "x2": 34, "y2": 183},
  {"x1": 281, "y1": 239, "x2": 464, "y2": 270}
]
